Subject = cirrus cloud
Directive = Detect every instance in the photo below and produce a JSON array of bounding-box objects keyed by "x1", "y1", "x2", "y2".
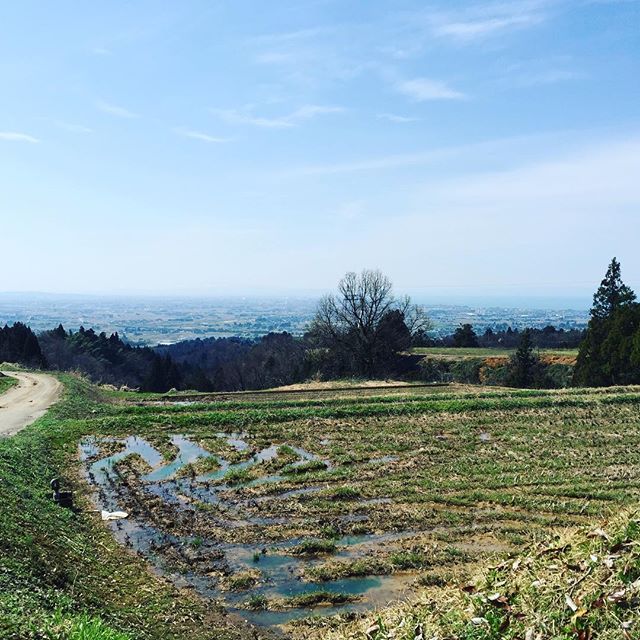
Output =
[
  {"x1": 396, "y1": 77, "x2": 467, "y2": 101},
  {"x1": 211, "y1": 104, "x2": 345, "y2": 129},
  {"x1": 174, "y1": 127, "x2": 229, "y2": 143},
  {"x1": 0, "y1": 131, "x2": 40, "y2": 143}
]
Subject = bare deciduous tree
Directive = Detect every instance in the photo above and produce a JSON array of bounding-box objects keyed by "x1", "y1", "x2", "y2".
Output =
[{"x1": 310, "y1": 269, "x2": 431, "y2": 376}]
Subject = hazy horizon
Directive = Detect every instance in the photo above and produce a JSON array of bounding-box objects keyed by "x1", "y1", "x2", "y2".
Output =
[{"x1": 0, "y1": 288, "x2": 594, "y2": 312}]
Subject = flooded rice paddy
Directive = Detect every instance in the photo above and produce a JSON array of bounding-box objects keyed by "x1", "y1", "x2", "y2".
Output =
[
  {"x1": 78, "y1": 385, "x2": 640, "y2": 633},
  {"x1": 81, "y1": 433, "x2": 416, "y2": 627}
]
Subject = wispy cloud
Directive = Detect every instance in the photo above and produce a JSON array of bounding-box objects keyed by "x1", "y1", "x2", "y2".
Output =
[
  {"x1": 174, "y1": 127, "x2": 228, "y2": 143},
  {"x1": 413, "y1": 136, "x2": 640, "y2": 214},
  {"x1": 92, "y1": 46, "x2": 112, "y2": 56},
  {"x1": 212, "y1": 109, "x2": 293, "y2": 129},
  {"x1": 248, "y1": 26, "x2": 340, "y2": 46},
  {"x1": 284, "y1": 142, "x2": 467, "y2": 176},
  {"x1": 254, "y1": 51, "x2": 297, "y2": 65},
  {"x1": 281, "y1": 131, "x2": 575, "y2": 177},
  {"x1": 516, "y1": 69, "x2": 587, "y2": 87},
  {"x1": 377, "y1": 113, "x2": 420, "y2": 123},
  {"x1": 292, "y1": 105, "x2": 345, "y2": 119},
  {"x1": 53, "y1": 120, "x2": 93, "y2": 134},
  {"x1": 426, "y1": 2, "x2": 548, "y2": 43},
  {"x1": 247, "y1": 23, "x2": 371, "y2": 87},
  {"x1": 96, "y1": 100, "x2": 138, "y2": 119},
  {"x1": 211, "y1": 104, "x2": 344, "y2": 129},
  {"x1": 396, "y1": 77, "x2": 467, "y2": 101},
  {"x1": 324, "y1": 135, "x2": 640, "y2": 292},
  {"x1": 433, "y1": 14, "x2": 543, "y2": 41},
  {"x1": 0, "y1": 131, "x2": 40, "y2": 143}
]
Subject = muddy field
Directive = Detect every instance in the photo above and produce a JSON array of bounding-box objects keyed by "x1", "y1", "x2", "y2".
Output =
[{"x1": 80, "y1": 384, "x2": 640, "y2": 636}]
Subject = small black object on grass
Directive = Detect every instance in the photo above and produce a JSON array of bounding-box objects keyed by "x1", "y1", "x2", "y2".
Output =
[{"x1": 50, "y1": 477, "x2": 73, "y2": 509}]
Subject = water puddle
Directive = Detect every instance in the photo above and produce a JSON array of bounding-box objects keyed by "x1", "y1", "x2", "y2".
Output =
[
  {"x1": 80, "y1": 433, "x2": 415, "y2": 628},
  {"x1": 369, "y1": 455, "x2": 399, "y2": 465},
  {"x1": 143, "y1": 435, "x2": 212, "y2": 482}
]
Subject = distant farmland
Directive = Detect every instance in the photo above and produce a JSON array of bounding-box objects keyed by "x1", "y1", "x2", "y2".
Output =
[{"x1": 411, "y1": 346, "x2": 579, "y2": 359}]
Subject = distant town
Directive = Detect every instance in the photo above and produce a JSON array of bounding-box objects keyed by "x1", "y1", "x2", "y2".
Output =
[{"x1": 0, "y1": 293, "x2": 589, "y2": 346}]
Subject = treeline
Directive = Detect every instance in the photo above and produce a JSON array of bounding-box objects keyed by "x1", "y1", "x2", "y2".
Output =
[
  {"x1": 39, "y1": 325, "x2": 181, "y2": 391},
  {"x1": 0, "y1": 323, "x2": 313, "y2": 392},
  {"x1": 1, "y1": 324, "x2": 179, "y2": 392},
  {"x1": 156, "y1": 333, "x2": 309, "y2": 392},
  {"x1": 0, "y1": 323, "x2": 47, "y2": 369},
  {"x1": 0, "y1": 322, "x2": 581, "y2": 392},
  {"x1": 425, "y1": 324, "x2": 585, "y2": 349}
]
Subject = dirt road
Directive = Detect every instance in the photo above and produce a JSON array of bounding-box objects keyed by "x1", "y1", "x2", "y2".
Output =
[{"x1": 0, "y1": 371, "x2": 63, "y2": 436}]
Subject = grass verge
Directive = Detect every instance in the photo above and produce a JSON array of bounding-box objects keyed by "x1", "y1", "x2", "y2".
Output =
[
  {"x1": 0, "y1": 374, "x2": 263, "y2": 640},
  {"x1": 0, "y1": 373, "x2": 18, "y2": 395}
]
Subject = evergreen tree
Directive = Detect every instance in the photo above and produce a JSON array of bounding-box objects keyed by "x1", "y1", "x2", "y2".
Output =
[
  {"x1": 574, "y1": 258, "x2": 639, "y2": 386},
  {"x1": 52, "y1": 324, "x2": 67, "y2": 339},
  {"x1": 143, "y1": 355, "x2": 168, "y2": 392},
  {"x1": 452, "y1": 323, "x2": 479, "y2": 348},
  {"x1": 164, "y1": 354, "x2": 182, "y2": 390},
  {"x1": 591, "y1": 257, "x2": 636, "y2": 320},
  {"x1": 507, "y1": 329, "x2": 537, "y2": 387}
]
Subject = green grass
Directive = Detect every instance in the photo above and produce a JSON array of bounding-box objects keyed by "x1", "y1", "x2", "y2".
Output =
[
  {"x1": 245, "y1": 594, "x2": 268, "y2": 610},
  {"x1": 222, "y1": 467, "x2": 253, "y2": 484},
  {"x1": 292, "y1": 539, "x2": 337, "y2": 555},
  {"x1": 226, "y1": 572, "x2": 259, "y2": 591},
  {"x1": 329, "y1": 485, "x2": 360, "y2": 500},
  {"x1": 282, "y1": 459, "x2": 327, "y2": 475},
  {"x1": 41, "y1": 612, "x2": 134, "y2": 639},
  {"x1": 97, "y1": 393, "x2": 640, "y2": 439},
  {"x1": 0, "y1": 373, "x2": 18, "y2": 395}
]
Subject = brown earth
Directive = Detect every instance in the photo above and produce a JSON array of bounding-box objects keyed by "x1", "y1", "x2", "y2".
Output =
[{"x1": 0, "y1": 370, "x2": 63, "y2": 436}]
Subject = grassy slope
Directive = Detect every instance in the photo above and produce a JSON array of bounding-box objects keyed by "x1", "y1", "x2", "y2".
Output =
[
  {"x1": 0, "y1": 374, "x2": 18, "y2": 395},
  {"x1": 0, "y1": 375, "x2": 259, "y2": 640},
  {"x1": 317, "y1": 508, "x2": 640, "y2": 640}
]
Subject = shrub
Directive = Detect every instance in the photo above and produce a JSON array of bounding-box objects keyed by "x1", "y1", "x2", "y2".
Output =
[
  {"x1": 418, "y1": 358, "x2": 450, "y2": 382},
  {"x1": 545, "y1": 363, "x2": 574, "y2": 388},
  {"x1": 450, "y1": 359, "x2": 482, "y2": 384}
]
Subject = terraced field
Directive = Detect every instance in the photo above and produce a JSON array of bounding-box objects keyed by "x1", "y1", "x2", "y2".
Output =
[{"x1": 79, "y1": 382, "x2": 640, "y2": 637}]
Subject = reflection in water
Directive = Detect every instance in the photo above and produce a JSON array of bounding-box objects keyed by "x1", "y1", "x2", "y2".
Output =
[{"x1": 80, "y1": 434, "x2": 412, "y2": 626}]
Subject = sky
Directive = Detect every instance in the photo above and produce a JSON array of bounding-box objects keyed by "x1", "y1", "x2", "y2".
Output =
[{"x1": 1, "y1": 0, "x2": 639, "y2": 302}]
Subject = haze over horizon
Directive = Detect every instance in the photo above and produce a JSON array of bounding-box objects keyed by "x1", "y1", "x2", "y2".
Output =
[
  {"x1": 0, "y1": 288, "x2": 597, "y2": 312},
  {"x1": 2, "y1": 1, "x2": 639, "y2": 298}
]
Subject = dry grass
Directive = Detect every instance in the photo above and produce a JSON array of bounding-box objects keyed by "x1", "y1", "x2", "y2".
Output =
[{"x1": 308, "y1": 509, "x2": 640, "y2": 640}]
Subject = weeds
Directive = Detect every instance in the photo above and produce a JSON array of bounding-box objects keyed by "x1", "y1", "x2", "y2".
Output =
[
  {"x1": 292, "y1": 539, "x2": 337, "y2": 555},
  {"x1": 285, "y1": 592, "x2": 357, "y2": 608}
]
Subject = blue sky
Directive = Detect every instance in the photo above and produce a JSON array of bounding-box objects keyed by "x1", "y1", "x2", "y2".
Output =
[{"x1": 1, "y1": 0, "x2": 639, "y2": 300}]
